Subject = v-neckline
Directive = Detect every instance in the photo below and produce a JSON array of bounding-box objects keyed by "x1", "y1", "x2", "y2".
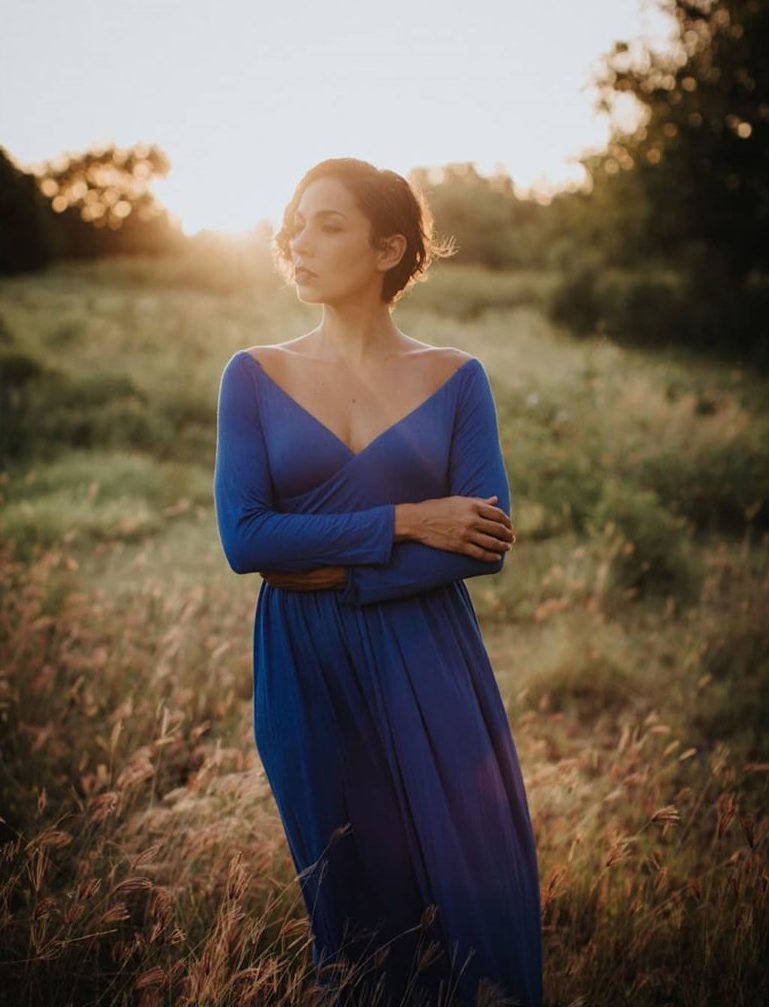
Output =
[{"x1": 240, "y1": 351, "x2": 475, "y2": 459}]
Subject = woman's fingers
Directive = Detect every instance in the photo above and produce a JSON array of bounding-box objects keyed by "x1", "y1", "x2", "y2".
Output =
[
  {"x1": 471, "y1": 529, "x2": 514, "y2": 555},
  {"x1": 476, "y1": 516, "x2": 515, "y2": 542},
  {"x1": 476, "y1": 500, "x2": 512, "y2": 528},
  {"x1": 468, "y1": 540, "x2": 511, "y2": 561}
]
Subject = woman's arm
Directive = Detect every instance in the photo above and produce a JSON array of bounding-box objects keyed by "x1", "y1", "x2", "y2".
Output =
[
  {"x1": 339, "y1": 357, "x2": 512, "y2": 606},
  {"x1": 213, "y1": 352, "x2": 397, "y2": 574}
]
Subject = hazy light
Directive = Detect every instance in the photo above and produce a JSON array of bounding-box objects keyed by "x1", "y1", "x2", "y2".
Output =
[{"x1": 2, "y1": 0, "x2": 677, "y2": 235}]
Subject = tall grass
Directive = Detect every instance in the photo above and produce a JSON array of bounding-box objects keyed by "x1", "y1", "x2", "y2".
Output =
[{"x1": 1, "y1": 258, "x2": 767, "y2": 1005}]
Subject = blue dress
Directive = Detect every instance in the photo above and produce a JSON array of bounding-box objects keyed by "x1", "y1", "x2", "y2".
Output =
[{"x1": 214, "y1": 349, "x2": 543, "y2": 1007}]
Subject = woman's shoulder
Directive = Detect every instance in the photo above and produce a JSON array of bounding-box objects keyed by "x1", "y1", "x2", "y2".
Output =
[
  {"x1": 238, "y1": 344, "x2": 292, "y2": 365},
  {"x1": 227, "y1": 343, "x2": 299, "y2": 374},
  {"x1": 240, "y1": 340, "x2": 305, "y2": 360},
  {"x1": 434, "y1": 348, "x2": 484, "y2": 387},
  {"x1": 413, "y1": 345, "x2": 479, "y2": 381},
  {"x1": 437, "y1": 346, "x2": 476, "y2": 367}
]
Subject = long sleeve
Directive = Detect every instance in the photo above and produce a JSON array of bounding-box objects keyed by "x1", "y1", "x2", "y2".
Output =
[
  {"x1": 339, "y1": 358, "x2": 511, "y2": 606},
  {"x1": 213, "y1": 353, "x2": 395, "y2": 575}
]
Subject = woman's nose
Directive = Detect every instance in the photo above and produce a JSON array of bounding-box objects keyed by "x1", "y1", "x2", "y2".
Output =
[{"x1": 290, "y1": 229, "x2": 310, "y2": 255}]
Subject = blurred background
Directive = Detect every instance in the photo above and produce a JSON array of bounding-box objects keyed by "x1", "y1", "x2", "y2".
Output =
[{"x1": 1, "y1": 1, "x2": 768, "y2": 1005}]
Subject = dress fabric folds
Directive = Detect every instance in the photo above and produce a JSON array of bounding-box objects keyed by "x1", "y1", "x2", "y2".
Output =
[{"x1": 213, "y1": 349, "x2": 543, "y2": 1007}]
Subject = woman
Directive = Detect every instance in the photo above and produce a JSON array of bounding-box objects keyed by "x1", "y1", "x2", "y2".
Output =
[{"x1": 214, "y1": 158, "x2": 543, "y2": 1007}]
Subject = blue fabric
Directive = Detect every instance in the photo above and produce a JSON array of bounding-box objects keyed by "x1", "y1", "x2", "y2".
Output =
[{"x1": 214, "y1": 350, "x2": 543, "y2": 1007}]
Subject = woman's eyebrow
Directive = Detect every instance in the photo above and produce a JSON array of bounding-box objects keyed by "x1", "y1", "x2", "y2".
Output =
[{"x1": 293, "y1": 209, "x2": 348, "y2": 221}]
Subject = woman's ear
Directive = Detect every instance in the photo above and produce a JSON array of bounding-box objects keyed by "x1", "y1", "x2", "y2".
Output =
[{"x1": 377, "y1": 233, "x2": 407, "y2": 270}]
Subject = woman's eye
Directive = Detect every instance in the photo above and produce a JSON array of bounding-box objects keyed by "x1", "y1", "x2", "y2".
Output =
[{"x1": 288, "y1": 224, "x2": 340, "y2": 236}]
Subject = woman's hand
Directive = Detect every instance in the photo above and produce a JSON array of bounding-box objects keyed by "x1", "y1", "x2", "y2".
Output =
[
  {"x1": 260, "y1": 566, "x2": 347, "y2": 590},
  {"x1": 405, "y1": 494, "x2": 515, "y2": 562}
]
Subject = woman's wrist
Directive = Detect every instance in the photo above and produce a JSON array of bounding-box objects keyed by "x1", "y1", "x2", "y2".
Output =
[{"x1": 393, "y1": 502, "x2": 423, "y2": 543}]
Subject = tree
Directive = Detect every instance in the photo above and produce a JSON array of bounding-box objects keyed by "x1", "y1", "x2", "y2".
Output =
[
  {"x1": 1, "y1": 142, "x2": 187, "y2": 273},
  {"x1": 0, "y1": 147, "x2": 56, "y2": 275},
  {"x1": 409, "y1": 162, "x2": 552, "y2": 269},
  {"x1": 589, "y1": 0, "x2": 769, "y2": 281}
]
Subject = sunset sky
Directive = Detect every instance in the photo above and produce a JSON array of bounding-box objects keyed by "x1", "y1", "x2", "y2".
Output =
[{"x1": 1, "y1": 0, "x2": 675, "y2": 235}]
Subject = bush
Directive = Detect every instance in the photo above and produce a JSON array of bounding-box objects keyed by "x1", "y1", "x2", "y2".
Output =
[
  {"x1": 547, "y1": 261, "x2": 769, "y2": 371},
  {"x1": 596, "y1": 271, "x2": 683, "y2": 347},
  {"x1": 632, "y1": 438, "x2": 769, "y2": 536},
  {"x1": 547, "y1": 254, "x2": 605, "y2": 337},
  {"x1": 0, "y1": 346, "x2": 48, "y2": 463},
  {"x1": 589, "y1": 478, "x2": 702, "y2": 603},
  {"x1": 1, "y1": 350, "x2": 214, "y2": 464},
  {"x1": 405, "y1": 263, "x2": 550, "y2": 320}
]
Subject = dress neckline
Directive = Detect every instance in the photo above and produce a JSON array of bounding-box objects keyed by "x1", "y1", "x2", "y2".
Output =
[{"x1": 240, "y1": 350, "x2": 476, "y2": 459}]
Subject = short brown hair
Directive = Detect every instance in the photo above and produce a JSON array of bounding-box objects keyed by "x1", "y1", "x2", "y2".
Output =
[{"x1": 272, "y1": 158, "x2": 456, "y2": 305}]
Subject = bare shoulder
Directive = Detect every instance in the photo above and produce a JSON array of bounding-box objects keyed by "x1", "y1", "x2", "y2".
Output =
[
  {"x1": 392, "y1": 343, "x2": 477, "y2": 386},
  {"x1": 241, "y1": 339, "x2": 310, "y2": 367},
  {"x1": 242, "y1": 342, "x2": 293, "y2": 359},
  {"x1": 242, "y1": 345, "x2": 273, "y2": 365},
  {"x1": 406, "y1": 338, "x2": 471, "y2": 361},
  {"x1": 444, "y1": 347, "x2": 476, "y2": 366},
  {"x1": 427, "y1": 346, "x2": 477, "y2": 378}
]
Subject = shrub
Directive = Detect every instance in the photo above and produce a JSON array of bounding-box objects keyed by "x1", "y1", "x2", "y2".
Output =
[{"x1": 589, "y1": 478, "x2": 701, "y2": 603}]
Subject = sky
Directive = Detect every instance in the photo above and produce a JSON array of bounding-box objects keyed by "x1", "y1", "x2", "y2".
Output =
[{"x1": 0, "y1": 0, "x2": 676, "y2": 235}]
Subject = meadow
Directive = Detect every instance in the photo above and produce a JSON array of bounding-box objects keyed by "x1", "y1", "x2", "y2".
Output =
[{"x1": 1, "y1": 255, "x2": 768, "y2": 1006}]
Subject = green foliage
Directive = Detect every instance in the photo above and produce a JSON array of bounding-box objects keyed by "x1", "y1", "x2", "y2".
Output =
[
  {"x1": 0, "y1": 146, "x2": 57, "y2": 275},
  {"x1": 547, "y1": 253, "x2": 607, "y2": 337},
  {"x1": 0, "y1": 142, "x2": 187, "y2": 277},
  {"x1": 547, "y1": 0, "x2": 769, "y2": 362},
  {"x1": 590, "y1": 479, "x2": 701, "y2": 602},
  {"x1": 688, "y1": 552, "x2": 769, "y2": 761},
  {"x1": 1, "y1": 351, "x2": 150, "y2": 461},
  {"x1": 549, "y1": 266, "x2": 686, "y2": 351},
  {"x1": 2, "y1": 448, "x2": 212, "y2": 559},
  {"x1": 2, "y1": 490, "x2": 165, "y2": 556},
  {"x1": 547, "y1": 260, "x2": 769, "y2": 370},
  {"x1": 0, "y1": 345, "x2": 47, "y2": 462},
  {"x1": 592, "y1": 0, "x2": 769, "y2": 281},
  {"x1": 523, "y1": 647, "x2": 642, "y2": 725},
  {"x1": 594, "y1": 271, "x2": 683, "y2": 348},
  {"x1": 47, "y1": 320, "x2": 86, "y2": 348},
  {"x1": 694, "y1": 620, "x2": 769, "y2": 759},
  {"x1": 0, "y1": 346, "x2": 214, "y2": 466},
  {"x1": 411, "y1": 162, "x2": 553, "y2": 270},
  {"x1": 508, "y1": 434, "x2": 608, "y2": 538},
  {"x1": 631, "y1": 432, "x2": 769, "y2": 535},
  {"x1": 405, "y1": 263, "x2": 552, "y2": 320}
]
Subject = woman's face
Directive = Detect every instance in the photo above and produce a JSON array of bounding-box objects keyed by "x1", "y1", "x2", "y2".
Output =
[{"x1": 287, "y1": 177, "x2": 403, "y2": 305}]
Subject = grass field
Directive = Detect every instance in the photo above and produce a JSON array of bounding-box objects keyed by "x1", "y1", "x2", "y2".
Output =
[{"x1": 1, "y1": 256, "x2": 768, "y2": 1006}]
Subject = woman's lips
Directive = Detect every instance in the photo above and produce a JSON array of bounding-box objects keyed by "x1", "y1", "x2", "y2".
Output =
[{"x1": 295, "y1": 268, "x2": 317, "y2": 282}]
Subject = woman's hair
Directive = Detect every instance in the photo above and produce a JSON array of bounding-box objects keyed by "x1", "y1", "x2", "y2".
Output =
[{"x1": 272, "y1": 158, "x2": 457, "y2": 305}]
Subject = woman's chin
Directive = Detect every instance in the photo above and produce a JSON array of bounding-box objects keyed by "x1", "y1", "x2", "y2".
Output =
[{"x1": 296, "y1": 291, "x2": 324, "y2": 305}]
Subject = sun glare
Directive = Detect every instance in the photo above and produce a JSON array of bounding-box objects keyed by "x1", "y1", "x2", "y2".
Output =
[{"x1": 151, "y1": 153, "x2": 595, "y2": 238}]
